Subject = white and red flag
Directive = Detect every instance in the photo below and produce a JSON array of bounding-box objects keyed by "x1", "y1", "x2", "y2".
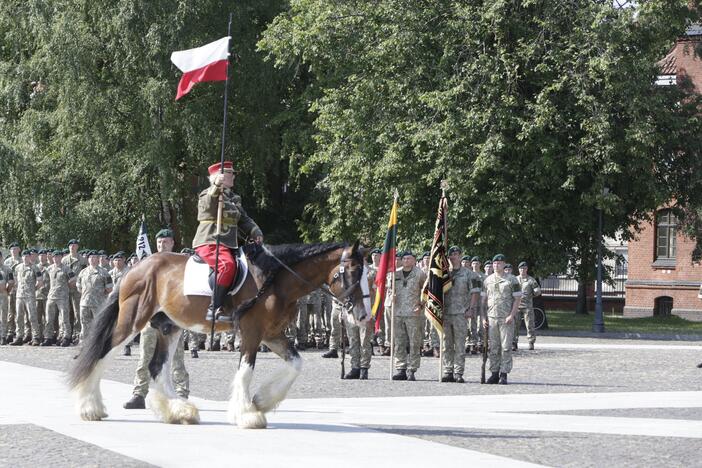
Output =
[{"x1": 170, "y1": 36, "x2": 230, "y2": 100}]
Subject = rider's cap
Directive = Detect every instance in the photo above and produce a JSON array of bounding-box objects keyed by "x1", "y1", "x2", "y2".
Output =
[
  {"x1": 518, "y1": 261, "x2": 528, "y2": 268},
  {"x1": 492, "y1": 254, "x2": 506, "y2": 262},
  {"x1": 155, "y1": 228, "x2": 174, "y2": 239},
  {"x1": 208, "y1": 161, "x2": 234, "y2": 176},
  {"x1": 447, "y1": 246, "x2": 461, "y2": 255},
  {"x1": 67, "y1": 239, "x2": 79, "y2": 246}
]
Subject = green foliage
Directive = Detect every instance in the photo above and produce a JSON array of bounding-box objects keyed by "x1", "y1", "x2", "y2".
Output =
[{"x1": 260, "y1": 0, "x2": 702, "y2": 278}]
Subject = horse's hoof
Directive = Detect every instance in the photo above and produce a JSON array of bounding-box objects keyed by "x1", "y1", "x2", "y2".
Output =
[
  {"x1": 167, "y1": 399, "x2": 200, "y2": 425},
  {"x1": 79, "y1": 406, "x2": 107, "y2": 421},
  {"x1": 237, "y1": 411, "x2": 267, "y2": 429}
]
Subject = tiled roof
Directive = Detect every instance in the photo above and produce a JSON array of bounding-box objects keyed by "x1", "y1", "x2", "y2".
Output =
[{"x1": 656, "y1": 49, "x2": 677, "y2": 75}]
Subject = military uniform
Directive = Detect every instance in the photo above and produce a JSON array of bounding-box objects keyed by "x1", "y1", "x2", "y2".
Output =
[
  {"x1": 392, "y1": 266, "x2": 427, "y2": 374},
  {"x1": 35, "y1": 260, "x2": 50, "y2": 339},
  {"x1": 132, "y1": 325, "x2": 190, "y2": 400},
  {"x1": 62, "y1": 251, "x2": 86, "y2": 340},
  {"x1": 4, "y1": 254, "x2": 21, "y2": 339},
  {"x1": 0, "y1": 264, "x2": 13, "y2": 342},
  {"x1": 482, "y1": 271, "x2": 522, "y2": 377},
  {"x1": 14, "y1": 261, "x2": 43, "y2": 343},
  {"x1": 76, "y1": 265, "x2": 113, "y2": 340},
  {"x1": 514, "y1": 273, "x2": 541, "y2": 348},
  {"x1": 345, "y1": 265, "x2": 374, "y2": 377},
  {"x1": 441, "y1": 267, "x2": 481, "y2": 379},
  {"x1": 45, "y1": 262, "x2": 74, "y2": 343}
]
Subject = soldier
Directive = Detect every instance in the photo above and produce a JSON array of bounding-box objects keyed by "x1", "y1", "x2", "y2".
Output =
[
  {"x1": 179, "y1": 247, "x2": 205, "y2": 358},
  {"x1": 124, "y1": 228, "x2": 192, "y2": 409},
  {"x1": 514, "y1": 261, "x2": 541, "y2": 351},
  {"x1": 322, "y1": 295, "x2": 341, "y2": 358},
  {"x1": 344, "y1": 258, "x2": 374, "y2": 379},
  {"x1": 109, "y1": 251, "x2": 133, "y2": 355},
  {"x1": 35, "y1": 249, "x2": 50, "y2": 340},
  {"x1": 292, "y1": 292, "x2": 312, "y2": 350},
  {"x1": 9, "y1": 250, "x2": 43, "y2": 346},
  {"x1": 192, "y1": 161, "x2": 263, "y2": 322},
  {"x1": 481, "y1": 254, "x2": 522, "y2": 385},
  {"x1": 504, "y1": 263, "x2": 514, "y2": 277},
  {"x1": 0, "y1": 251, "x2": 14, "y2": 345},
  {"x1": 76, "y1": 251, "x2": 113, "y2": 341},
  {"x1": 442, "y1": 247, "x2": 481, "y2": 383},
  {"x1": 367, "y1": 248, "x2": 383, "y2": 352},
  {"x1": 466, "y1": 256, "x2": 486, "y2": 354},
  {"x1": 4, "y1": 242, "x2": 21, "y2": 343},
  {"x1": 62, "y1": 239, "x2": 86, "y2": 344},
  {"x1": 461, "y1": 255, "x2": 471, "y2": 269},
  {"x1": 44, "y1": 250, "x2": 75, "y2": 347},
  {"x1": 391, "y1": 251, "x2": 427, "y2": 381},
  {"x1": 97, "y1": 250, "x2": 109, "y2": 269}
]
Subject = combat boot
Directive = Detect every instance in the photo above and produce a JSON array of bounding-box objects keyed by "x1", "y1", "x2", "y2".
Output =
[
  {"x1": 0, "y1": 337, "x2": 6, "y2": 345},
  {"x1": 321, "y1": 349, "x2": 338, "y2": 358},
  {"x1": 529, "y1": 342, "x2": 534, "y2": 350},
  {"x1": 191, "y1": 349, "x2": 199, "y2": 358},
  {"x1": 23, "y1": 335, "x2": 32, "y2": 344},
  {"x1": 39, "y1": 338, "x2": 55, "y2": 347},
  {"x1": 512, "y1": 342, "x2": 518, "y2": 351},
  {"x1": 59, "y1": 337, "x2": 72, "y2": 347},
  {"x1": 123, "y1": 394, "x2": 146, "y2": 409},
  {"x1": 455, "y1": 374, "x2": 465, "y2": 383},
  {"x1": 123, "y1": 345, "x2": 131, "y2": 356},
  {"x1": 9, "y1": 337, "x2": 23, "y2": 346},
  {"x1": 471, "y1": 346, "x2": 478, "y2": 355},
  {"x1": 391, "y1": 369, "x2": 407, "y2": 381},
  {"x1": 359, "y1": 368, "x2": 368, "y2": 380},
  {"x1": 344, "y1": 368, "x2": 361, "y2": 380},
  {"x1": 486, "y1": 371, "x2": 499, "y2": 384},
  {"x1": 441, "y1": 373, "x2": 455, "y2": 383},
  {"x1": 381, "y1": 346, "x2": 391, "y2": 356},
  {"x1": 407, "y1": 370, "x2": 416, "y2": 381},
  {"x1": 498, "y1": 372, "x2": 508, "y2": 385}
]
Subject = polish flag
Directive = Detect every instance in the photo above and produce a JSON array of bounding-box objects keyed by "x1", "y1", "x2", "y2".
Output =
[{"x1": 170, "y1": 36, "x2": 230, "y2": 100}]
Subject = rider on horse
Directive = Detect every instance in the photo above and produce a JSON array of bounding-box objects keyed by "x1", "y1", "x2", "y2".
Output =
[{"x1": 192, "y1": 161, "x2": 263, "y2": 322}]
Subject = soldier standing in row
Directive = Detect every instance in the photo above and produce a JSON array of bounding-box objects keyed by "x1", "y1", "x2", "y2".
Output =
[
  {"x1": 45, "y1": 250, "x2": 75, "y2": 347},
  {"x1": 124, "y1": 228, "x2": 191, "y2": 409},
  {"x1": 4, "y1": 242, "x2": 21, "y2": 343},
  {"x1": 442, "y1": 247, "x2": 481, "y2": 383},
  {"x1": 514, "y1": 261, "x2": 541, "y2": 351},
  {"x1": 76, "y1": 251, "x2": 113, "y2": 341},
  {"x1": 481, "y1": 254, "x2": 522, "y2": 385},
  {"x1": 9, "y1": 250, "x2": 43, "y2": 346},
  {"x1": 466, "y1": 256, "x2": 486, "y2": 354},
  {"x1": 391, "y1": 251, "x2": 427, "y2": 381},
  {"x1": 0, "y1": 251, "x2": 14, "y2": 345},
  {"x1": 62, "y1": 239, "x2": 86, "y2": 344},
  {"x1": 34, "y1": 249, "x2": 50, "y2": 341}
]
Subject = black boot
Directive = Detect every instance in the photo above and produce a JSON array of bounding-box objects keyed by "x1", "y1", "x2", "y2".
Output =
[
  {"x1": 392, "y1": 369, "x2": 407, "y2": 381},
  {"x1": 441, "y1": 373, "x2": 455, "y2": 383},
  {"x1": 407, "y1": 370, "x2": 416, "y2": 381},
  {"x1": 499, "y1": 372, "x2": 508, "y2": 385},
  {"x1": 455, "y1": 374, "x2": 465, "y2": 383},
  {"x1": 321, "y1": 349, "x2": 338, "y2": 358},
  {"x1": 205, "y1": 276, "x2": 231, "y2": 322},
  {"x1": 191, "y1": 349, "x2": 199, "y2": 358},
  {"x1": 59, "y1": 337, "x2": 72, "y2": 347},
  {"x1": 344, "y1": 368, "x2": 361, "y2": 379},
  {"x1": 359, "y1": 368, "x2": 368, "y2": 380},
  {"x1": 486, "y1": 371, "x2": 499, "y2": 384},
  {"x1": 123, "y1": 394, "x2": 146, "y2": 409},
  {"x1": 9, "y1": 337, "x2": 23, "y2": 346},
  {"x1": 123, "y1": 345, "x2": 131, "y2": 356}
]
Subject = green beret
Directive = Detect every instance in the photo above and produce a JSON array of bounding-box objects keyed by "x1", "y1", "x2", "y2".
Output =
[
  {"x1": 37, "y1": 249, "x2": 47, "y2": 255},
  {"x1": 28, "y1": 248, "x2": 37, "y2": 254},
  {"x1": 68, "y1": 239, "x2": 79, "y2": 246},
  {"x1": 113, "y1": 251, "x2": 125, "y2": 259},
  {"x1": 504, "y1": 263, "x2": 513, "y2": 269},
  {"x1": 402, "y1": 250, "x2": 415, "y2": 258},
  {"x1": 62, "y1": 248, "x2": 69, "y2": 255},
  {"x1": 21, "y1": 249, "x2": 30, "y2": 256},
  {"x1": 461, "y1": 255, "x2": 470, "y2": 261},
  {"x1": 492, "y1": 254, "x2": 506, "y2": 262},
  {"x1": 8, "y1": 242, "x2": 20, "y2": 249},
  {"x1": 471, "y1": 256, "x2": 481, "y2": 263},
  {"x1": 155, "y1": 228, "x2": 174, "y2": 239},
  {"x1": 97, "y1": 250, "x2": 107, "y2": 256},
  {"x1": 53, "y1": 249, "x2": 63, "y2": 256},
  {"x1": 447, "y1": 246, "x2": 462, "y2": 255},
  {"x1": 421, "y1": 251, "x2": 430, "y2": 259},
  {"x1": 371, "y1": 248, "x2": 382, "y2": 255},
  {"x1": 484, "y1": 260, "x2": 492, "y2": 266},
  {"x1": 518, "y1": 261, "x2": 528, "y2": 268}
]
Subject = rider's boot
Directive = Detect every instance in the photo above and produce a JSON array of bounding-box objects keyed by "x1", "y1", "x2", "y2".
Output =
[{"x1": 205, "y1": 276, "x2": 231, "y2": 322}]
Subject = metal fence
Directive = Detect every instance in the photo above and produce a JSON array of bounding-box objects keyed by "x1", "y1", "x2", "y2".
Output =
[{"x1": 539, "y1": 275, "x2": 626, "y2": 299}]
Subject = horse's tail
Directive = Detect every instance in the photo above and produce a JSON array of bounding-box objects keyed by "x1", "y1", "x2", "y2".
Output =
[{"x1": 67, "y1": 286, "x2": 121, "y2": 390}]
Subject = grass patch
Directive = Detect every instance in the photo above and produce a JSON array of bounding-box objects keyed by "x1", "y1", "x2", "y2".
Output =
[{"x1": 544, "y1": 310, "x2": 702, "y2": 334}]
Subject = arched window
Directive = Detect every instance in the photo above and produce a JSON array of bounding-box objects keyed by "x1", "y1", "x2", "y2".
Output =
[{"x1": 655, "y1": 210, "x2": 677, "y2": 260}]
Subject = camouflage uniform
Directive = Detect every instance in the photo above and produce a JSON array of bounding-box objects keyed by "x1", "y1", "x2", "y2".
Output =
[
  {"x1": 35, "y1": 262, "x2": 50, "y2": 339},
  {"x1": 482, "y1": 272, "x2": 522, "y2": 374},
  {"x1": 392, "y1": 266, "x2": 427, "y2": 372},
  {"x1": 4, "y1": 256, "x2": 20, "y2": 338},
  {"x1": 132, "y1": 325, "x2": 190, "y2": 399},
  {"x1": 514, "y1": 274, "x2": 540, "y2": 347},
  {"x1": 442, "y1": 267, "x2": 481, "y2": 377},
  {"x1": 328, "y1": 298, "x2": 341, "y2": 351},
  {"x1": 0, "y1": 265, "x2": 12, "y2": 340},
  {"x1": 346, "y1": 266, "x2": 374, "y2": 370},
  {"x1": 14, "y1": 262, "x2": 42, "y2": 340},
  {"x1": 76, "y1": 265, "x2": 113, "y2": 340},
  {"x1": 467, "y1": 270, "x2": 487, "y2": 350},
  {"x1": 45, "y1": 264, "x2": 74, "y2": 340},
  {"x1": 62, "y1": 253, "x2": 86, "y2": 340}
]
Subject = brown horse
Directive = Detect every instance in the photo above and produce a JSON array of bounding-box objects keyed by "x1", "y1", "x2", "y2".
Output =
[{"x1": 67, "y1": 241, "x2": 370, "y2": 429}]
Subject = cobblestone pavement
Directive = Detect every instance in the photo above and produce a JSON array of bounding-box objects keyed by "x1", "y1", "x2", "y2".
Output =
[{"x1": 1, "y1": 335, "x2": 701, "y2": 467}]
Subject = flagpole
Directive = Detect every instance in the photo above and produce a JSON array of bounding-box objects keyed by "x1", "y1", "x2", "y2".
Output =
[
  {"x1": 389, "y1": 189, "x2": 398, "y2": 381},
  {"x1": 210, "y1": 13, "x2": 234, "y2": 350},
  {"x1": 439, "y1": 181, "x2": 448, "y2": 383}
]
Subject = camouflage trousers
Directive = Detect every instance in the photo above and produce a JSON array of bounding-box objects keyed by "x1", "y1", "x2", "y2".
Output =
[
  {"x1": 68, "y1": 289, "x2": 81, "y2": 339},
  {"x1": 441, "y1": 314, "x2": 468, "y2": 376},
  {"x1": 185, "y1": 331, "x2": 205, "y2": 350},
  {"x1": 466, "y1": 312, "x2": 482, "y2": 348},
  {"x1": 382, "y1": 306, "x2": 392, "y2": 346},
  {"x1": 6, "y1": 293, "x2": 16, "y2": 337},
  {"x1": 79, "y1": 305, "x2": 101, "y2": 341},
  {"x1": 33, "y1": 298, "x2": 46, "y2": 339},
  {"x1": 0, "y1": 293, "x2": 8, "y2": 338},
  {"x1": 289, "y1": 306, "x2": 309, "y2": 345},
  {"x1": 513, "y1": 307, "x2": 536, "y2": 345},
  {"x1": 306, "y1": 303, "x2": 325, "y2": 345},
  {"x1": 328, "y1": 303, "x2": 341, "y2": 351},
  {"x1": 346, "y1": 319, "x2": 373, "y2": 369},
  {"x1": 15, "y1": 297, "x2": 39, "y2": 339},
  {"x1": 426, "y1": 319, "x2": 440, "y2": 348},
  {"x1": 44, "y1": 297, "x2": 68, "y2": 339},
  {"x1": 488, "y1": 316, "x2": 515, "y2": 374},
  {"x1": 133, "y1": 325, "x2": 189, "y2": 398},
  {"x1": 393, "y1": 315, "x2": 423, "y2": 371}
]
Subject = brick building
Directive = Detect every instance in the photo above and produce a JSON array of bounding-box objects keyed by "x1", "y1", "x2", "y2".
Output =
[{"x1": 624, "y1": 25, "x2": 702, "y2": 321}]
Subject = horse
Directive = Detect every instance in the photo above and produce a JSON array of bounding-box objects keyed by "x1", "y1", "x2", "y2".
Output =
[{"x1": 67, "y1": 241, "x2": 370, "y2": 429}]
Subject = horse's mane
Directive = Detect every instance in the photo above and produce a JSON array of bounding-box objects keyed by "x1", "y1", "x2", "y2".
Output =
[{"x1": 234, "y1": 242, "x2": 347, "y2": 319}]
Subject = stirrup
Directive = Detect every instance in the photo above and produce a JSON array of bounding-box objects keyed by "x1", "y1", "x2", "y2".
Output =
[{"x1": 207, "y1": 307, "x2": 233, "y2": 323}]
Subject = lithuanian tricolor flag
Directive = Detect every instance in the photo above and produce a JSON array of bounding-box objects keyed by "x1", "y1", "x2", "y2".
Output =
[{"x1": 371, "y1": 197, "x2": 398, "y2": 332}]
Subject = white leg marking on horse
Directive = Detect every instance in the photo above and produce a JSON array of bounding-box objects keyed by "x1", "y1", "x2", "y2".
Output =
[
  {"x1": 74, "y1": 347, "x2": 119, "y2": 421},
  {"x1": 228, "y1": 357, "x2": 267, "y2": 429},
  {"x1": 148, "y1": 331, "x2": 199, "y2": 425},
  {"x1": 253, "y1": 354, "x2": 303, "y2": 414}
]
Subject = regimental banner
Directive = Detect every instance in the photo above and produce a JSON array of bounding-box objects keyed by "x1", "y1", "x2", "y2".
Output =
[
  {"x1": 371, "y1": 197, "x2": 398, "y2": 333},
  {"x1": 422, "y1": 194, "x2": 451, "y2": 335},
  {"x1": 136, "y1": 217, "x2": 152, "y2": 261}
]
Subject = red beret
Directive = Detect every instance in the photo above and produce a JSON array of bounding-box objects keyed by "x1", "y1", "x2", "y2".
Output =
[{"x1": 208, "y1": 161, "x2": 234, "y2": 176}]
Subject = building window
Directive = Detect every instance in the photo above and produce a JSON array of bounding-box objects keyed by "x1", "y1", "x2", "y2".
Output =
[
  {"x1": 654, "y1": 296, "x2": 673, "y2": 317},
  {"x1": 655, "y1": 210, "x2": 677, "y2": 260}
]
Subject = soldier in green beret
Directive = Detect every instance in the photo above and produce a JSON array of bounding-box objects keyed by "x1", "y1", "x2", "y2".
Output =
[
  {"x1": 62, "y1": 239, "x2": 86, "y2": 344},
  {"x1": 3, "y1": 242, "x2": 21, "y2": 342},
  {"x1": 76, "y1": 251, "x2": 112, "y2": 342},
  {"x1": 0, "y1": 250, "x2": 15, "y2": 345},
  {"x1": 513, "y1": 261, "x2": 541, "y2": 351},
  {"x1": 9, "y1": 250, "x2": 44, "y2": 346},
  {"x1": 44, "y1": 249, "x2": 76, "y2": 346}
]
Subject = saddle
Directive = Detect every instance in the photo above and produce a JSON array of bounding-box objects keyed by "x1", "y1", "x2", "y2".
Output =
[{"x1": 182, "y1": 249, "x2": 249, "y2": 297}]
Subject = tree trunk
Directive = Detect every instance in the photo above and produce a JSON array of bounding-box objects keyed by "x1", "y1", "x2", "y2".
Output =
[{"x1": 575, "y1": 280, "x2": 588, "y2": 315}]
